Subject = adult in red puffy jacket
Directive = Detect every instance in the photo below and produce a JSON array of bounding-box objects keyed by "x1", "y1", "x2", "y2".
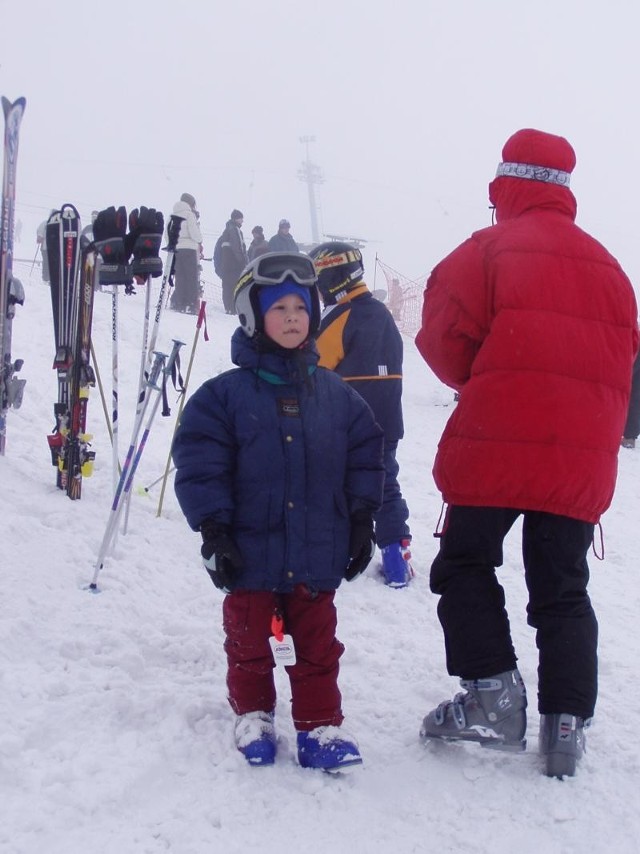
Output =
[{"x1": 416, "y1": 128, "x2": 638, "y2": 778}]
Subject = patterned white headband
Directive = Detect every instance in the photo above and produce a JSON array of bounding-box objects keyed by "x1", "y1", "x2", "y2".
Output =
[{"x1": 496, "y1": 161, "x2": 571, "y2": 187}]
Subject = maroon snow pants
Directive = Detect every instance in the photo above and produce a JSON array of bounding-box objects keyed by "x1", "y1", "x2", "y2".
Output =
[{"x1": 222, "y1": 584, "x2": 345, "y2": 731}]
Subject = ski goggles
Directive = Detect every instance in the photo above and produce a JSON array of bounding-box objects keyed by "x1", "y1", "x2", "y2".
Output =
[{"x1": 250, "y1": 252, "x2": 317, "y2": 287}]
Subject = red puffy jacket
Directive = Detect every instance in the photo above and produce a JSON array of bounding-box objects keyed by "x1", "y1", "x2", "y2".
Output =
[{"x1": 416, "y1": 176, "x2": 638, "y2": 524}]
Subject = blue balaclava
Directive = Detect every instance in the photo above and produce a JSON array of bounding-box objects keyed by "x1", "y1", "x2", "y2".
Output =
[{"x1": 258, "y1": 280, "x2": 311, "y2": 317}]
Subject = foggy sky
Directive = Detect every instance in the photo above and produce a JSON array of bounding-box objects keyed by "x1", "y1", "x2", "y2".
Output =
[{"x1": 2, "y1": 0, "x2": 639, "y2": 291}]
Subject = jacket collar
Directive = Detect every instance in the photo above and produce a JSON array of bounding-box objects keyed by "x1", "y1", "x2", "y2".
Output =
[
  {"x1": 334, "y1": 282, "x2": 370, "y2": 304},
  {"x1": 488, "y1": 176, "x2": 577, "y2": 222}
]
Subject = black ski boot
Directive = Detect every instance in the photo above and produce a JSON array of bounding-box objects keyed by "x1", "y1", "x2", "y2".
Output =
[
  {"x1": 420, "y1": 669, "x2": 527, "y2": 752},
  {"x1": 539, "y1": 713, "x2": 587, "y2": 779}
]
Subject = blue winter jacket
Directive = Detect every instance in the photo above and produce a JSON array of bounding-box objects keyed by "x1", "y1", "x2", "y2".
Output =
[
  {"x1": 173, "y1": 328, "x2": 385, "y2": 592},
  {"x1": 316, "y1": 285, "x2": 405, "y2": 442}
]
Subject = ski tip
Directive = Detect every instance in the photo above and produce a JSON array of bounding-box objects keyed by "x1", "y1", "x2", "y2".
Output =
[{"x1": 2, "y1": 95, "x2": 26, "y2": 117}]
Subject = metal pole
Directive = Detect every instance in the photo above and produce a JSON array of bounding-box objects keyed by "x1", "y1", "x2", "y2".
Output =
[{"x1": 156, "y1": 301, "x2": 207, "y2": 517}]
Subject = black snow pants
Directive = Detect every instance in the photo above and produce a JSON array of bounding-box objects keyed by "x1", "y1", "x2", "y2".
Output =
[{"x1": 430, "y1": 506, "x2": 598, "y2": 720}]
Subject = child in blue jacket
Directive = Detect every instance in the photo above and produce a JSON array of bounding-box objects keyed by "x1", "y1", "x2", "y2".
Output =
[
  {"x1": 309, "y1": 241, "x2": 412, "y2": 588},
  {"x1": 172, "y1": 252, "x2": 384, "y2": 771}
]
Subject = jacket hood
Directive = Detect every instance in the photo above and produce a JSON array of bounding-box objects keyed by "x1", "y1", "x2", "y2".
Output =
[
  {"x1": 488, "y1": 127, "x2": 578, "y2": 222},
  {"x1": 173, "y1": 200, "x2": 194, "y2": 216},
  {"x1": 488, "y1": 176, "x2": 577, "y2": 222}
]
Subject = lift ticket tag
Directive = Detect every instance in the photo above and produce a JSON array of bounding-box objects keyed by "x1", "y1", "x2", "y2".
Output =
[{"x1": 269, "y1": 612, "x2": 296, "y2": 667}]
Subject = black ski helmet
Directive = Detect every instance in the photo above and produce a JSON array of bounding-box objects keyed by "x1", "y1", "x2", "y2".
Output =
[
  {"x1": 308, "y1": 241, "x2": 364, "y2": 305},
  {"x1": 233, "y1": 251, "x2": 322, "y2": 338}
]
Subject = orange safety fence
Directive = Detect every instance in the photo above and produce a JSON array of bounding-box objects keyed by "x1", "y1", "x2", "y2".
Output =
[{"x1": 373, "y1": 257, "x2": 427, "y2": 338}]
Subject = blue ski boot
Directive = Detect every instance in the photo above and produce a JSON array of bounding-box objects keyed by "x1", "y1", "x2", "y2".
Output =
[
  {"x1": 297, "y1": 726, "x2": 363, "y2": 772},
  {"x1": 381, "y1": 539, "x2": 413, "y2": 588},
  {"x1": 234, "y1": 711, "x2": 276, "y2": 766},
  {"x1": 420, "y1": 669, "x2": 527, "y2": 752},
  {"x1": 539, "y1": 713, "x2": 588, "y2": 779}
]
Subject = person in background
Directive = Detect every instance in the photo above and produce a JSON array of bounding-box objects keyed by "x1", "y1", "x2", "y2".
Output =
[
  {"x1": 309, "y1": 241, "x2": 412, "y2": 588},
  {"x1": 214, "y1": 209, "x2": 248, "y2": 314},
  {"x1": 172, "y1": 251, "x2": 384, "y2": 771},
  {"x1": 170, "y1": 193, "x2": 203, "y2": 314},
  {"x1": 247, "y1": 225, "x2": 270, "y2": 261},
  {"x1": 415, "y1": 128, "x2": 638, "y2": 779},
  {"x1": 80, "y1": 210, "x2": 98, "y2": 248},
  {"x1": 36, "y1": 210, "x2": 56, "y2": 283},
  {"x1": 268, "y1": 218, "x2": 299, "y2": 252},
  {"x1": 621, "y1": 350, "x2": 640, "y2": 448}
]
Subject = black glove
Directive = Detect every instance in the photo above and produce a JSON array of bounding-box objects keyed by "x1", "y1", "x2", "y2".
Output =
[
  {"x1": 127, "y1": 206, "x2": 164, "y2": 278},
  {"x1": 200, "y1": 520, "x2": 243, "y2": 592},
  {"x1": 345, "y1": 512, "x2": 376, "y2": 581},
  {"x1": 94, "y1": 205, "x2": 132, "y2": 286}
]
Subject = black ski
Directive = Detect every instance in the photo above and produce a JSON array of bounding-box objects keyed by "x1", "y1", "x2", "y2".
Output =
[
  {"x1": 65, "y1": 238, "x2": 97, "y2": 499},
  {"x1": 46, "y1": 204, "x2": 83, "y2": 491},
  {"x1": 0, "y1": 95, "x2": 26, "y2": 455}
]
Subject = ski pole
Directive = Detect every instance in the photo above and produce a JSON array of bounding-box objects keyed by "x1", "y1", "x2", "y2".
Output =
[
  {"x1": 123, "y1": 339, "x2": 184, "y2": 497},
  {"x1": 147, "y1": 214, "x2": 182, "y2": 363},
  {"x1": 111, "y1": 285, "x2": 119, "y2": 496},
  {"x1": 122, "y1": 274, "x2": 153, "y2": 534},
  {"x1": 156, "y1": 301, "x2": 208, "y2": 518},
  {"x1": 90, "y1": 350, "x2": 167, "y2": 589},
  {"x1": 141, "y1": 466, "x2": 175, "y2": 493},
  {"x1": 29, "y1": 243, "x2": 40, "y2": 275},
  {"x1": 90, "y1": 339, "x2": 113, "y2": 445},
  {"x1": 89, "y1": 340, "x2": 184, "y2": 590}
]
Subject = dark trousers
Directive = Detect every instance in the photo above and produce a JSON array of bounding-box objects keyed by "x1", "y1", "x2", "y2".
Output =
[
  {"x1": 221, "y1": 275, "x2": 237, "y2": 314},
  {"x1": 171, "y1": 249, "x2": 199, "y2": 311},
  {"x1": 623, "y1": 352, "x2": 640, "y2": 440},
  {"x1": 222, "y1": 584, "x2": 345, "y2": 731},
  {"x1": 430, "y1": 506, "x2": 598, "y2": 719},
  {"x1": 373, "y1": 440, "x2": 411, "y2": 548}
]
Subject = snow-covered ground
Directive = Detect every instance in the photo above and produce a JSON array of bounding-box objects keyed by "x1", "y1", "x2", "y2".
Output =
[{"x1": 2, "y1": 258, "x2": 639, "y2": 854}]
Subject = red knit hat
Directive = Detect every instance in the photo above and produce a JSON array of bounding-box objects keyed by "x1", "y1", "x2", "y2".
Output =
[{"x1": 496, "y1": 128, "x2": 576, "y2": 187}]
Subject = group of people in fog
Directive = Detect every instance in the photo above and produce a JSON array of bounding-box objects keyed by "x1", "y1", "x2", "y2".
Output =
[
  {"x1": 165, "y1": 203, "x2": 303, "y2": 316},
  {"x1": 34, "y1": 128, "x2": 640, "y2": 780}
]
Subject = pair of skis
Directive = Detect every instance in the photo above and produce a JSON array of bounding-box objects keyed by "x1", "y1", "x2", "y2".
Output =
[
  {"x1": 0, "y1": 96, "x2": 27, "y2": 456},
  {"x1": 46, "y1": 204, "x2": 97, "y2": 498}
]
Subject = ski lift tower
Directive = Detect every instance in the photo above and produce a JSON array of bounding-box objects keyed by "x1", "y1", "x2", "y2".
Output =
[
  {"x1": 298, "y1": 136, "x2": 323, "y2": 244},
  {"x1": 323, "y1": 234, "x2": 369, "y2": 251}
]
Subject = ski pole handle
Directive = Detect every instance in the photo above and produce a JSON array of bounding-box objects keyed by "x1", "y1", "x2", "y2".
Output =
[
  {"x1": 146, "y1": 351, "x2": 167, "y2": 390},
  {"x1": 163, "y1": 339, "x2": 185, "y2": 376}
]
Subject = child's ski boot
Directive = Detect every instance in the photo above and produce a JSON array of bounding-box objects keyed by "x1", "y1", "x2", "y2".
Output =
[
  {"x1": 234, "y1": 711, "x2": 276, "y2": 766},
  {"x1": 297, "y1": 726, "x2": 363, "y2": 772},
  {"x1": 420, "y1": 669, "x2": 527, "y2": 752}
]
